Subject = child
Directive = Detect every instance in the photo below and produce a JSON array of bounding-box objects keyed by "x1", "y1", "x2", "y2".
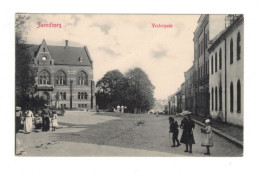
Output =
[
  {"x1": 201, "y1": 119, "x2": 213, "y2": 155},
  {"x1": 52, "y1": 110, "x2": 59, "y2": 131},
  {"x1": 169, "y1": 117, "x2": 181, "y2": 147}
]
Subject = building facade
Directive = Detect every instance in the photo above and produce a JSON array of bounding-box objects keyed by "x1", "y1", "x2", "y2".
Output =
[
  {"x1": 31, "y1": 39, "x2": 96, "y2": 109},
  {"x1": 208, "y1": 15, "x2": 243, "y2": 126},
  {"x1": 184, "y1": 66, "x2": 194, "y2": 113}
]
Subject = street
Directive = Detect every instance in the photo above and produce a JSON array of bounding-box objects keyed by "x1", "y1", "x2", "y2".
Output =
[{"x1": 16, "y1": 111, "x2": 243, "y2": 157}]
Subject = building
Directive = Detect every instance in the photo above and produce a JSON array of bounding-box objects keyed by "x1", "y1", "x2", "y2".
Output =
[
  {"x1": 30, "y1": 39, "x2": 96, "y2": 109},
  {"x1": 184, "y1": 66, "x2": 194, "y2": 112},
  {"x1": 192, "y1": 15, "x2": 226, "y2": 117},
  {"x1": 208, "y1": 15, "x2": 243, "y2": 126}
]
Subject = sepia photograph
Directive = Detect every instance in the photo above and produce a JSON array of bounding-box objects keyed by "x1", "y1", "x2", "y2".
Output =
[{"x1": 15, "y1": 13, "x2": 243, "y2": 157}]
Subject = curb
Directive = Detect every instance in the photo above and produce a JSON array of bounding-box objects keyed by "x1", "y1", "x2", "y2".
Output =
[{"x1": 192, "y1": 119, "x2": 243, "y2": 148}]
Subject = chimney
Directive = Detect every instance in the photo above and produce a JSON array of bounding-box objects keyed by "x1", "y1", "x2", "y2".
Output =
[{"x1": 65, "y1": 40, "x2": 69, "y2": 47}]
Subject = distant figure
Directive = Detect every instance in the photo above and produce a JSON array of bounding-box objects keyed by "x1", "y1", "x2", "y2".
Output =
[
  {"x1": 124, "y1": 106, "x2": 127, "y2": 113},
  {"x1": 24, "y1": 109, "x2": 34, "y2": 133},
  {"x1": 42, "y1": 105, "x2": 51, "y2": 132},
  {"x1": 180, "y1": 115, "x2": 195, "y2": 153},
  {"x1": 169, "y1": 117, "x2": 181, "y2": 147},
  {"x1": 201, "y1": 119, "x2": 213, "y2": 155},
  {"x1": 121, "y1": 105, "x2": 124, "y2": 113},
  {"x1": 15, "y1": 107, "x2": 23, "y2": 133},
  {"x1": 96, "y1": 105, "x2": 99, "y2": 113},
  {"x1": 117, "y1": 105, "x2": 120, "y2": 113},
  {"x1": 51, "y1": 110, "x2": 59, "y2": 131}
]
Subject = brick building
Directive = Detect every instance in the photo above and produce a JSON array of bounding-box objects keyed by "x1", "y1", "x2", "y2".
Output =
[{"x1": 30, "y1": 39, "x2": 96, "y2": 109}]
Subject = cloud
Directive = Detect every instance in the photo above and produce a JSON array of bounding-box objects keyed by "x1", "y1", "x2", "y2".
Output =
[
  {"x1": 98, "y1": 47, "x2": 121, "y2": 56},
  {"x1": 92, "y1": 23, "x2": 112, "y2": 35},
  {"x1": 152, "y1": 49, "x2": 168, "y2": 59}
]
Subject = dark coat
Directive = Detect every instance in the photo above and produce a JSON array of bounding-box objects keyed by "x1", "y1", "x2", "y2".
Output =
[
  {"x1": 169, "y1": 121, "x2": 179, "y2": 135},
  {"x1": 180, "y1": 118, "x2": 195, "y2": 144}
]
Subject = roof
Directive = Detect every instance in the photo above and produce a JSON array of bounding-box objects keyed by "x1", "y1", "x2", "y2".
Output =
[{"x1": 30, "y1": 43, "x2": 93, "y2": 66}]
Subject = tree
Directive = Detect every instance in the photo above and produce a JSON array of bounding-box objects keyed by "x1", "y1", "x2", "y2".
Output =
[
  {"x1": 96, "y1": 70, "x2": 128, "y2": 109},
  {"x1": 15, "y1": 15, "x2": 38, "y2": 110},
  {"x1": 125, "y1": 68, "x2": 155, "y2": 113}
]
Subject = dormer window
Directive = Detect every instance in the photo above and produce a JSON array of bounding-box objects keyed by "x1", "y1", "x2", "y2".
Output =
[
  {"x1": 43, "y1": 48, "x2": 46, "y2": 52},
  {"x1": 79, "y1": 57, "x2": 83, "y2": 62}
]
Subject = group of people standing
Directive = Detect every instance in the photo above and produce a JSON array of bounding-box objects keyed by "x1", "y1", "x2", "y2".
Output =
[
  {"x1": 169, "y1": 115, "x2": 213, "y2": 155},
  {"x1": 15, "y1": 105, "x2": 59, "y2": 134}
]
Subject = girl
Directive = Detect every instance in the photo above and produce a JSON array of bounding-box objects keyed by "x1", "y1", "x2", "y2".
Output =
[
  {"x1": 52, "y1": 110, "x2": 59, "y2": 131},
  {"x1": 201, "y1": 119, "x2": 213, "y2": 155}
]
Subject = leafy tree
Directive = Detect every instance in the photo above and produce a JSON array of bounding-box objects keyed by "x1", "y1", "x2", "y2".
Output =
[
  {"x1": 125, "y1": 68, "x2": 155, "y2": 113},
  {"x1": 15, "y1": 15, "x2": 38, "y2": 110},
  {"x1": 96, "y1": 70, "x2": 128, "y2": 109}
]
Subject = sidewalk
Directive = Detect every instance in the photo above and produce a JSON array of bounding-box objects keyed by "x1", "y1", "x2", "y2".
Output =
[{"x1": 190, "y1": 115, "x2": 243, "y2": 148}]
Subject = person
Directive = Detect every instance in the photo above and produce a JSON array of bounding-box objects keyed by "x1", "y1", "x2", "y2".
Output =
[
  {"x1": 15, "y1": 107, "x2": 23, "y2": 133},
  {"x1": 24, "y1": 108, "x2": 34, "y2": 134},
  {"x1": 180, "y1": 115, "x2": 195, "y2": 153},
  {"x1": 42, "y1": 105, "x2": 51, "y2": 132},
  {"x1": 121, "y1": 105, "x2": 124, "y2": 113},
  {"x1": 51, "y1": 110, "x2": 59, "y2": 131},
  {"x1": 169, "y1": 117, "x2": 181, "y2": 147},
  {"x1": 117, "y1": 105, "x2": 120, "y2": 113},
  {"x1": 201, "y1": 119, "x2": 213, "y2": 155}
]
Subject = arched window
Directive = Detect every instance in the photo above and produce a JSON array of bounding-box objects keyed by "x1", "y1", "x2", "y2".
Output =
[
  {"x1": 215, "y1": 86, "x2": 218, "y2": 111},
  {"x1": 219, "y1": 48, "x2": 222, "y2": 70},
  {"x1": 237, "y1": 32, "x2": 241, "y2": 60},
  {"x1": 38, "y1": 70, "x2": 51, "y2": 85},
  {"x1": 215, "y1": 52, "x2": 218, "y2": 72},
  {"x1": 78, "y1": 92, "x2": 80, "y2": 99},
  {"x1": 211, "y1": 56, "x2": 214, "y2": 74},
  {"x1": 219, "y1": 86, "x2": 222, "y2": 111},
  {"x1": 77, "y1": 71, "x2": 88, "y2": 85},
  {"x1": 230, "y1": 39, "x2": 233, "y2": 64},
  {"x1": 84, "y1": 92, "x2": 88, "y2": 99},
  {"x1": 211, "y1": 88, "x2": 214, "y2": 111},
  {"x1": 64, "y1": 92, "x2": 66, "y2": 100},
  {"x1": 230, "y1": 82, "x2": 234, "y2": 112},
  {"x1": 81, "y1": 92, "x2": 84, "y2": 99},
  {"x1": 55, "y1": 70, "x2": 67, "y2": 85},
  {"x1": 237, "y1": 80, "x2": 241, "y2": 112}
]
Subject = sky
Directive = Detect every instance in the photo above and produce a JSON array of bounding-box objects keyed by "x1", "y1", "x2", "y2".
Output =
[{"x1": 24, "y1": 14, "x2": 200, "y2": 100}]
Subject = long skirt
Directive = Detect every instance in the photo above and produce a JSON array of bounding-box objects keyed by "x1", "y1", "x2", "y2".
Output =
[
  {"x1": 202, "y1": 133, "x2": 213, "y2": 147},
  {"x1": 52, "y1": 119, "x2": 59, "y2": 127},
  {"x1": 24, "y1": 117, "x2": 33, "y2": 133},
  {"x1": 15, "y1": 117, "x2": 21, "y2": 133},
  {"x1": 180, "y1": 130, "x2": 195, "y2": 144},
  {"x1": 42, "y1": 117, "x2": 50, "y2": 131}
]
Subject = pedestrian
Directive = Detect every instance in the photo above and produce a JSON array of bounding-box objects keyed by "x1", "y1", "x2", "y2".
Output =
[
  {"x1": 24, "y1": 108, "x2": 34, "y2": 134},
  {"x1": 51, "y1": 110, "x2": 59, "y2": 131},
  {"x1": 121, "y1": 105, "x2": 124, "y2": 113},
  {"x1": 15, "y1": 107, "x2": 23, "y2": 133},
  {"x1": 42, "y1": 104, "x2": 51, "y2": 132},
  {"x1": 169, "y1": 117, "x2": 181, "y2": 147},
  {"x1": 180, "y1": 115, "x2": 195, "y2": 153},
  {"x1": 201, "y1": 119, "x2": 213, "y2": 155},
  {"x1": 117, "y1": 105, "x2": 120, "y2": 113}
]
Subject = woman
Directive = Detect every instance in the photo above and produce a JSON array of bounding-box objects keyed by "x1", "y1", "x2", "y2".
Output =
[
  {"x1": 15, "y1": 107, "x2": 23, "y2": 133},
  {"x1": 51, "y1": 110, "x2": 59, "y2": 131},
  {"x1": 201, "y1": 119, "x2": 213, "y2": 155},
  {"x1": 180, "y1": 115, "x2": 195, "y2": 153},
  {"x1": 24, "y1": 109, "x2": 34, "y2": 133}
]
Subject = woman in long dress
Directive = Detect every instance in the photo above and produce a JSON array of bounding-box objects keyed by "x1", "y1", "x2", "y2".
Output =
[
  {"x1": 201, "y1": 119, "x2": 213, "y2": 155},
  {"x1": 180, "y1": 115, "x2": 195, "y2": 153},
  {"x1": 24, "y1": 109, "x2": 34, "y2": 133}
]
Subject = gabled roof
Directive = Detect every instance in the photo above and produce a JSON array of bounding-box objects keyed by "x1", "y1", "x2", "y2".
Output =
[{"x1": 30, "y1": 41, "x2": 93, "y2": 66}]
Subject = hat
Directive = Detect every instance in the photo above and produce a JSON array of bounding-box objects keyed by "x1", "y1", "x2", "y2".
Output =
[
  {"x1": 205, "y1": 119, "x2": 211, "y2": 123},
  {"x1": 16, "y1": 106, "x2": 21, "y2": 110}
]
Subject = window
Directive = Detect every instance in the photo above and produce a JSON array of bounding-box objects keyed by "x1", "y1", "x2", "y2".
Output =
[
  {"x1": 212, "y1": 88, "x2": 214, "y2": 111},
  {"x1": 56, "y1": 71, "x2": 66, "y2": 85},
  {"x1": 50, "y1": 61, "x2": 52, "y2": 65},
  {"x1": 230, "y1": 82, "x2": 234, "y2": 112},
  {"x1": 237, "y1": 32, "x2": 241, "y2": 60},
  {"x1": 84, "y1": 92, "x2": 88, "y2": 99},
  {"x1": 211, "y1": 56, "x2": 214, "y2": 74},
  {"x1": 237, "y1": 80, "x2": 241, "y2": 112},
  {"x1": 230, "y1": 39, "x2": 233, "y2": 64},
  {"x1": 37, "y1": 60, "x2": 39, "y2": 65},
  {"x1": 63, "y1": 92, "x2": 66, "y2": 100},
  {"x1": 78, "y1": 92, "x2": 81, "y2": 99},
  {"x1": 219, "y1": 86, "x2": 222, "y2": 111},
  {"x1": 215, "y1": 87, "x2": 218, "y2": 111},
  {"x1": 77, "y1": 71, "x2": 88, "y2": 85},
  {"x1": 219, "y1": 48, "x2": 222, "y2": 70},
  {"x1": 43, "y1": 47, "x2": 45, "y2": 52},
  {"x1": 38, "y1": 70, "x2": 51, "y2": 85},
  {"x1": 81, "y1": 92, "x2": 84, "y2": 99},
  {"x1": 78, "y1": 104, "x2": 81, "y2": 108},
  {"x1": 215, "y1": 52, "x2": 218, "y2": 72}
]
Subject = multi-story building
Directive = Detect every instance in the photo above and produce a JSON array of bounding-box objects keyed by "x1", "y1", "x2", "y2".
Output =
[
  {"x1": 192, "y1": 15, "x2": 226, "y2": 117},
  {"x1": 30, "y1": 39, "x2": 96, "y2": 109},
  {"x1": 184, "y1": 66, "x2": 194, "y2": 113},
  {"x1": 208, "y1": 15, "x2": 243, "y2": 126}
]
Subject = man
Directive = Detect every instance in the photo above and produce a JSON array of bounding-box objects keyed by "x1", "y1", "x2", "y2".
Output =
[{"x1": 42, "y1": 104, "x2": 51, "y2": 131}]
